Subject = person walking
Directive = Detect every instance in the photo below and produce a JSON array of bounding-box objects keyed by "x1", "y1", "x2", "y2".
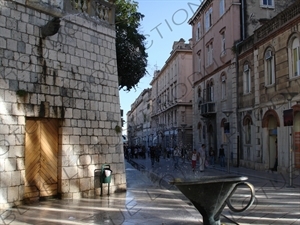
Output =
[
  {"x1": 191, "y1": 149, "x2": 197, "y2": 172},
  {"x1": 155, "y1": 145, "x2": 161, "y2": 163},
  {"x1": 271, "y1": 139, "x2": 278, "y2": 171},
  {"x1": 181, "y1": 147, "x2": 186, "y2": 163},
  {"x1": 198, "y1": 144, "x2": 206, "y2": 172},
  {"x1": 219, "y1": 144, "x2": 225, "y2": 167},
  {"x1": 173, "y1": 146, "x2": 181, "y2": 169},
  {"x1": 150, "y1": 146, "x2": 156, "y2": 167},
  {"x1": 209, "y1": 147, "x2": 215, "y2": 167}
]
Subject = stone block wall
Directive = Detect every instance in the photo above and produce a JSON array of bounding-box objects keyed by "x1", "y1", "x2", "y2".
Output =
[{"x1": 0, "y1": 0, "x2": 125, "y2": 209}]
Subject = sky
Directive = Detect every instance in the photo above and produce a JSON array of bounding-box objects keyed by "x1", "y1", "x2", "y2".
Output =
[{"x1": 119, "y1": 0, "x2": 202, "y2": 134}]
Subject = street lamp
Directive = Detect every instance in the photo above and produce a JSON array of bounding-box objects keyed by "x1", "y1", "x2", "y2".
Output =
[
  {"x1": 280, "y1": 92, "x2": 298, "y2": 187},
  {"x1": 222, "y1": 110, "x2": 233, "y2": 173}
]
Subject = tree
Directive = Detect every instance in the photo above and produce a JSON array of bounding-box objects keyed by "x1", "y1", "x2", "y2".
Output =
[{"x1": 115, "y1": 0, "x2": 148, "y2": 91}]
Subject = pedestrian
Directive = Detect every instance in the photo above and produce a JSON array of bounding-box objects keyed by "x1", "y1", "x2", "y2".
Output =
[
  {"x1": 209, "y1": 147, "x2": 215, "y2": 166},
  {"x1": 173, "y1": 146, "x2": 180, "y2": 169},
  {"x1": 134, "y1": 147, "x2": 138, "y2": 159},
  {"x1": 155, "y1": 146, "x2": 161, "y2": 162},
  {"x1": 127, "y1": 146, "x2": 132, "y2": 159},
  {"x1": 271, "y1": 139, "x2": 278, "y2": 171},
  {"x1": 181, "y1": 147, "x2": 185, "y2": 163},
  {"x1": 191, "y1": 149, "x2": 197, "y2": 172},
  {"x1": 150, "y1": 146, "x2": 156, "y2": 166},
  {"x1": 198, "y1": 144, "x2": 206, "y2": 172},
  {"x1": 219, "y1": 144, "x2": 225, "y2": 167}
]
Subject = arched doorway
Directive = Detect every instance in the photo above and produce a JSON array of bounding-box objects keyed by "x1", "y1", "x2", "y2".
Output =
[{"x1": 262, "y1": 110, "x2": 280, "y2": 169}]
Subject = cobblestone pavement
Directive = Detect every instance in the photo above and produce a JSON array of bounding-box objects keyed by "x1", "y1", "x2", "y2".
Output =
[{"x1": 1, "y1": 156, "x2": 299, "y2": 225}]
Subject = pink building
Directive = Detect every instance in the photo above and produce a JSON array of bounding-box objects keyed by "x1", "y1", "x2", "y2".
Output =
[
  {"x1": 189, "y1": 0, "x2": 241, "y2": 159},
  {"x1": 189, "y1": 0, "x2": 296, "y2": 168}
]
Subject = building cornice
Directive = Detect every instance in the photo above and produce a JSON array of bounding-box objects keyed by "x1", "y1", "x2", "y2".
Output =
[
  {"x1": 188, "y1": 0, "x2": 213, "y2": 25},
  {"x1": 150, "y1": 49, "x2": 192, "y2": 84},
  {"x1": 238, "y1": 0, "x2": 300, "y2": 58}
]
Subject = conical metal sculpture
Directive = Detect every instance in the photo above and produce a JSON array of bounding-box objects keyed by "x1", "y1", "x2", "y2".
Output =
[{"x1": 171, "y1": 175, "x2": 255, "y2": 225}]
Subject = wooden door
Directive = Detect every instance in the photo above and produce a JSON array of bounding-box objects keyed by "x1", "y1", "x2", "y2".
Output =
[{"x1": 25, "y1": 118, "x2": 59, "y2": 199}]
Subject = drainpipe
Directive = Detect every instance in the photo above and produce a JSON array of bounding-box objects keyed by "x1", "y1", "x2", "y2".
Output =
[
  {"x1": 235, "y1": 41, "x2": 242, "y2": 168},
  {"x1": 235, "y1": 0, "x2": 246, "y2": 167},
  {"x1": 241, "y1": 0, "x2": 245, "y2": 40}
]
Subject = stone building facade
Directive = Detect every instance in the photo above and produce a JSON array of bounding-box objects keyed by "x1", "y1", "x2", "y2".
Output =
[
  {"x1": 0, "y1": 0, "x2": 125, "y2": 209},
  {"x1": 150, "y1": 38, "x2": 193, "y2": 151},
  {"x1": 189, "y1": 0, "x2": 240, "y2": 156},
  {"x1": 126, "y1": 88, "x2": 152, "y2": 148},
  {"x1": 189, "y1": 0, "x2": 296, "y2": 166},
  {"x1": 237, "y1": 1, "x2": 300, "y2": 173}
]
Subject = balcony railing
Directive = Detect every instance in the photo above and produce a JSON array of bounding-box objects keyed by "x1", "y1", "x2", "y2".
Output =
[
  {"x1": 200, "y1": 102, "x2": 216, "y2": 116},
  {"x1": 68, "y1": 0, "x2": 115, "y2": 25},
  {"x1": 27, "y1": 0, "x2": 115, "y2": 25},
  {"x1": 254, "y1": 0, "x2": 300, "y2": 43}
]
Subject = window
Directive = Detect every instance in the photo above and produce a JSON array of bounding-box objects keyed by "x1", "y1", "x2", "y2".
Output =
[
  {"x1": 206, "y1": 42, "x2": 213, "y2": 66},
  {"x1": 181, "y1": 111, "x2": 185, "y2": 123},
  {"x1": 264, "y1": 49, "x2": 275, "y2": 85},
  {"x1": 288, "y1": 35, "x2": 300, "y2": 79},
  {"x1": 195, "y1": 22, "x2": 201, "y2": 41},
  {"x1": 202, "y1": 125, "x2": 206, "y2": 139},
  {"x1": 261, "y1": 0, "x2": 274, "y2": 8},
  {"x1": 197, "y1": 52, "x2": 201, "y2": 72},
  {"x1": 243, "y1": 117, "x2": 252, "y2": 145},
  {"x1": 243, "y1": 64, "x2": 251, "y2": 94},
  {"x1": 292, "y1": 38, "x2": 300, "y2": 77},
  {"x1": 221, "y1": 73, "x2": 226, "y2": 99},
  {"x1": 197, "y1": 87, "x2": 202, "y2": 110},
  {"x1": 206, "y1": 81, "x2": 214, "y2": 102},
  {"x1": 198, "y1": 123, "x2": 202, "y2": 142},
  {"x1": 219, "y1": 0, "x2": 225, "y2": 16},
  {"x1": 205, "y1": 7, "x2": 213, "y2": 32},
  {"x1": 221, "y1": 118, "x2": 228, "y2": 143},
  {"x1": 197, "y1": 87, "x2": 201, "y2": 98},
  {"x1": 221, "y1": 32, "x2": 226, "y2": 56}
]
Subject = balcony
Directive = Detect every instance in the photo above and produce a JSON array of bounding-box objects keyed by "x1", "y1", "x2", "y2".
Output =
[
  {"x1": 200, "y1": 102, "x2": 216, "y2": 117},
  {"x1": 255, "y1": 0, "x2": 300, "y2": 43}
]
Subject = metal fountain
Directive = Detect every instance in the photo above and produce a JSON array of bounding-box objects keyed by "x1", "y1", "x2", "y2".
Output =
[{"x1": 171, "y1": 175, "x2": 255, "y2": 225}]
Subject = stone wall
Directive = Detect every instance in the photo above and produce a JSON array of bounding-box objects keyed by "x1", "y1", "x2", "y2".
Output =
[{"x1": 0, "y1": 0, "x2": 125, "y2": 209}]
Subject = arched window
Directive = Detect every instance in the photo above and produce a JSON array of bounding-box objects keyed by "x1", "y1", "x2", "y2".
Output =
[
  {"x1": 264, "y1": 48, "x2": 275, "y2": 86},
  {"x1": 288, "y1": 34, "x2": 300, "y2": 79},
  {"x1": 243, "y1": 116, "x2": 253, "y2": 144},
  {"x1": 292, "y1": 37, "x2": 300, "y2": 77}
]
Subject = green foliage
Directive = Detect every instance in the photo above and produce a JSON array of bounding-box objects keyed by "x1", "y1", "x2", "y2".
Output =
[
  {"x1": 16, "y1": 89, "x2": 27, "y2": 97},
  {"x1": 115, "y1": 0, "x2": 148, "y2": 91},
  {"x1": 115, "y1": 125, "x2": 122, "y2": 133}
]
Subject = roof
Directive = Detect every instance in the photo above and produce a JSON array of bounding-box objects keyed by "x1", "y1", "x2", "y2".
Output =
[{"x1": 188, "y1": 0, "x2": 209, "y2": 25}]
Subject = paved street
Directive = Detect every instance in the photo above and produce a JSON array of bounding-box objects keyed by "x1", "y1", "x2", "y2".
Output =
[
  {"x1": 1, "y1": 156, "x2": 299, "y2": 225},
  {"x1": 128, "y1": 156, "x2": 300, "y2": 225}
]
